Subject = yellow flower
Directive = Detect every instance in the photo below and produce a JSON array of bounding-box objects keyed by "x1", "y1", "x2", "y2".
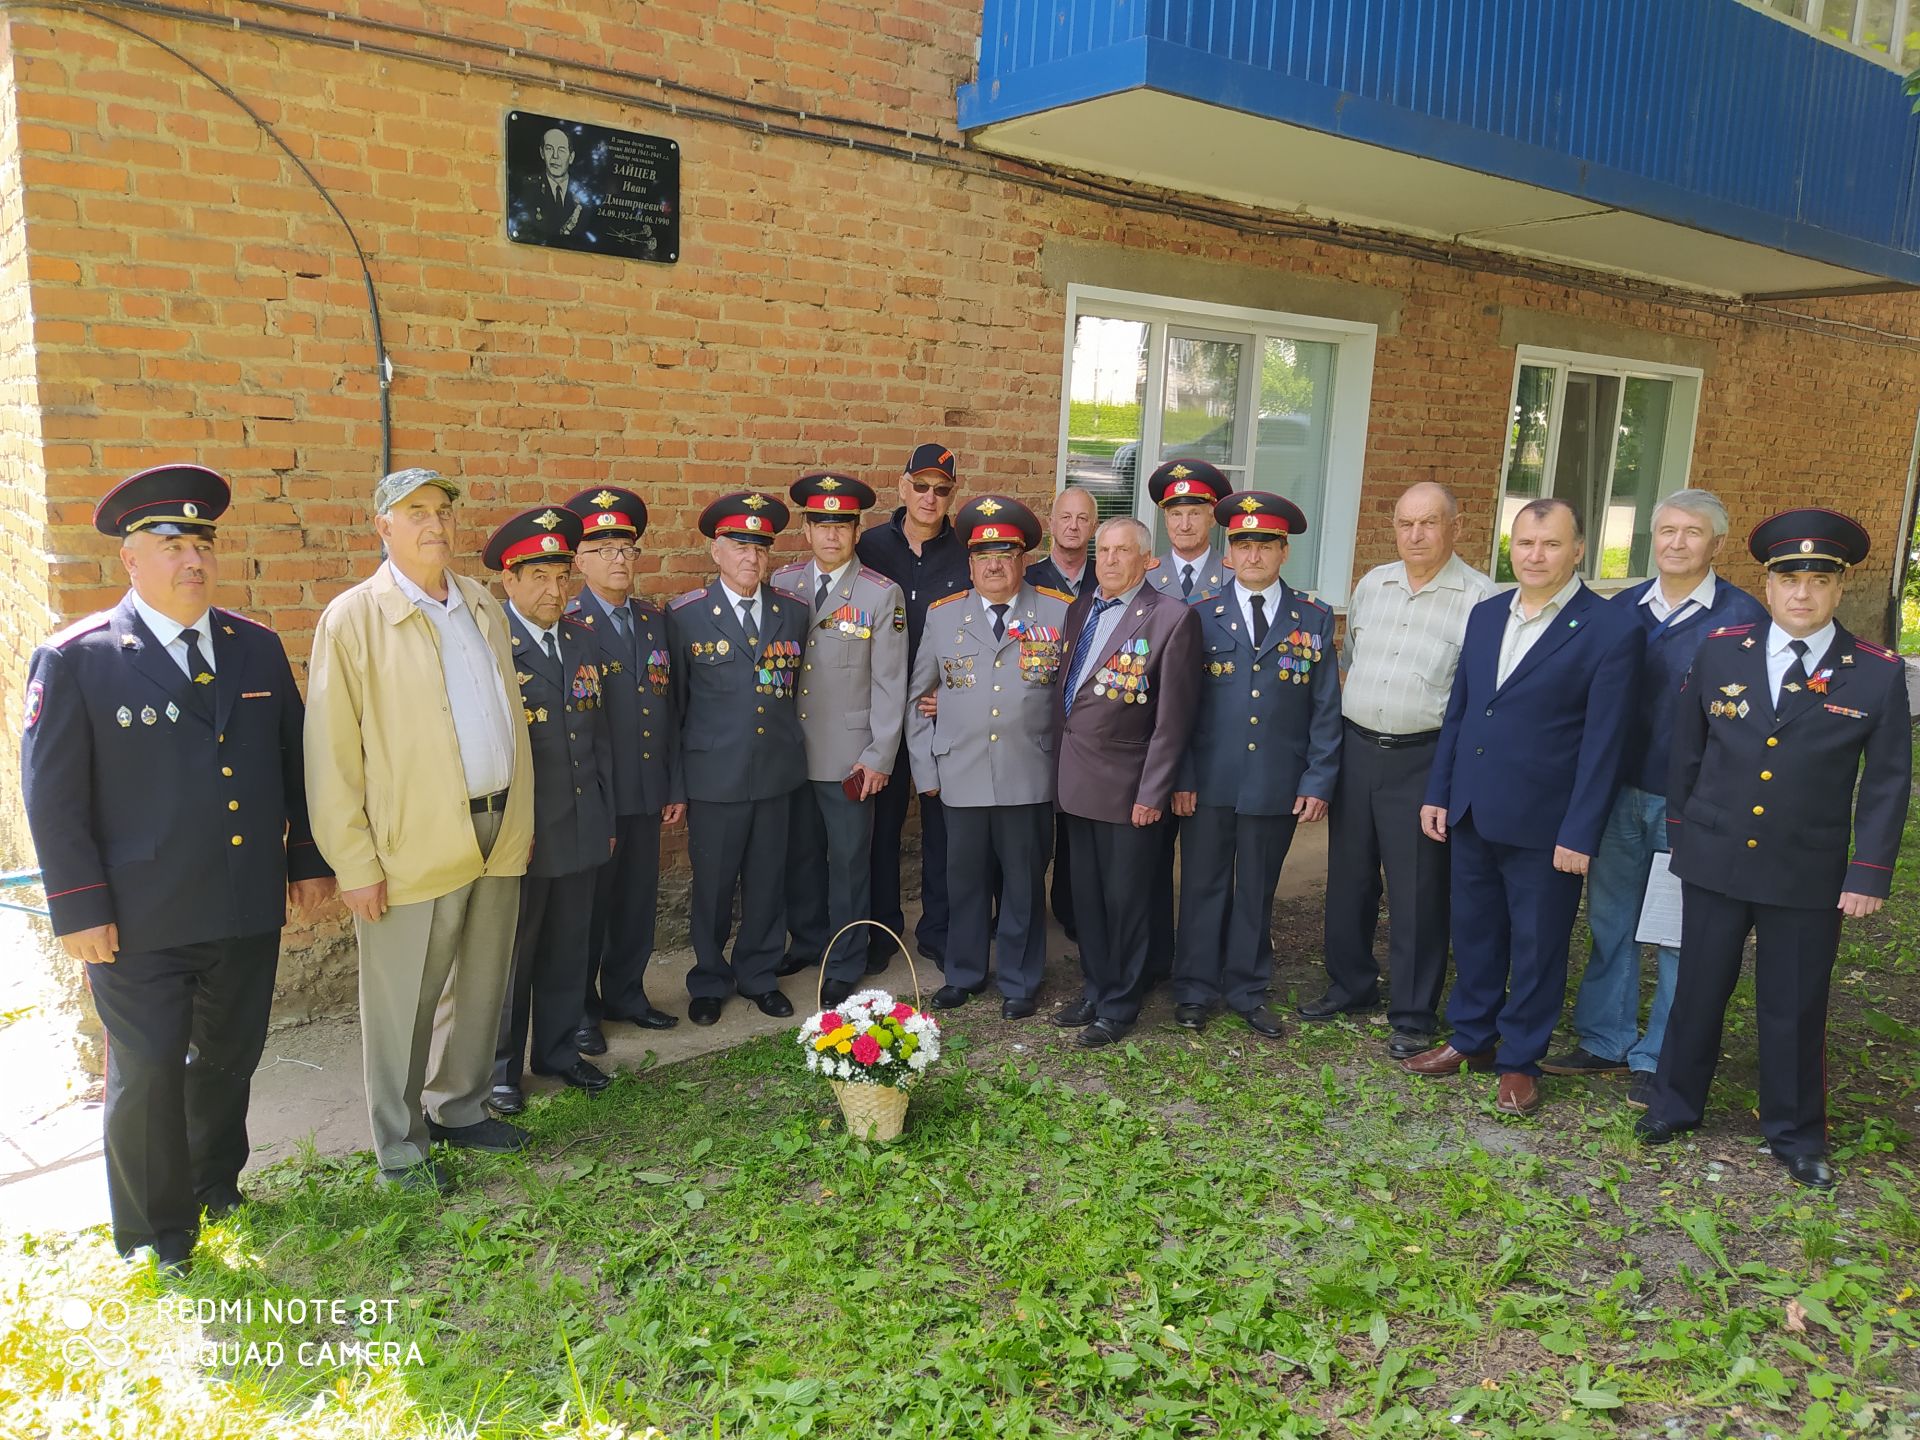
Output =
[
  {"x1": 836, "y1": 1040, "x2": 852, "y2": 1054},
  {"x1": 813, "y1": 1035, "x2": 834, "y2": 1052}
]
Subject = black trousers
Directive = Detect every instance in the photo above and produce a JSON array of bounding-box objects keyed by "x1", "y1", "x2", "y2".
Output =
[
  {"x1": 1147, "y1": 816, "x2": 1177, "y2": 989},
  {"x1": 496, "y1": 867, "x2": 598, "y2": 1085},
  {"x1": 786, "y1": 780, "x2": 876, "y2": 984},
  {"x1": 1321, "y1": 730, "x2": 1450, "y2": 1033},
  {"x1": 687, "y1": 793, "x2": 791, "y2": 1000},
  {"x1": 1049, "y1": 811, "x2": 1076, "y2": 940},
  {"x1": 946, "y1": 802, "x2": 1052, "y2": 1004},
  {"x1": 1646, "y1": 882, "x2": 1842, "y2": 1158},
  {"x1": 584, "y1": 810, "x2": 662, "y2": 1024},
  {"x1": 85, "y1": 931, "x2": 279, "y2": 1260},
  {"x1": 1174, "y1": 806, "x2": 1300, "y2": 1012},
  {"x1": 1068, "y1": 814, "x2": 1166, "y2": 1025},
  {"x1": 871, "y1": 737, "x2": 948, "y2": 955}
]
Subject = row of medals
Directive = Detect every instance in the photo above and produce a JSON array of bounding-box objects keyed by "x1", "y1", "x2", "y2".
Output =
[{"x1": 1094, "y1": 646, "x2": 1150, "y2": 703}]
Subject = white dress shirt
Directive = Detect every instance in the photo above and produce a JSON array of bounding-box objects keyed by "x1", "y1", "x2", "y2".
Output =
[
  {"x1": 719, "y1": 581, "x2": 760, "y2": 637},
  {"x1": 1233, "y1": 577, "x2": 1280, "y2": 641},
  {"x1": 1341, "y1": 555, "x2": 1495, "y2": 733},
  {"x1": 130, "y1": 592, "x2": 216, "y2": 677},
  {"x1": 1639, "y1": 569, "x2": 1719, "y2": 626},
  {"x1": 1169, "y1": 548, "x2": 1213, "y2": 595},
  {"x1": 1073, "y1": 580, "x2": 1146, "y2": 693},
  {"x1": 390, "y1": 564, "x2": 516, "y2": 798},
  {"x1": 510, "y1": 602, "x2": 561, "y2": 662},
  {"x1": 1496, "y1": 573, "x2": 1584, "y2": 688},
  {"x1": 1766, "y1": 620, "x2": 1836, "y2": 705},
  {"x1": 809, "y1": 559, "x2": 853, "y2": 608}
]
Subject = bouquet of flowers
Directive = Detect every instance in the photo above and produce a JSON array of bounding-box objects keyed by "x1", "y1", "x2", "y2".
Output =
[{"x1": 798, "y1": 989, "x2": 942, "y2": 1139}]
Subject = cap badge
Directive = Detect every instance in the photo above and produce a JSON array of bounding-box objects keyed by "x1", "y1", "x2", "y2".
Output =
[
  {"x1": 541, "y1": 536, "x2": 561, "y2": 552},
  {"x1": 1238, "y1": 495, "x2": 1262, "y2": 513},
  {"x1": 818, "y1": 476, "x2": 841, "y2": 491},
  {"x1": 1800, "y1": 539, "x2": 1815, "y2": 553},
  {"x1": 744, "y1": 515, "x2": 763, "y2": 531},
  {"x1": 1172, "y1": 481, "x2": 1193, "y2": 496},
  {"x1": 182, "y1": 502, "x2": 198, "y2": 518},
  {"x1": 595, "y1": 513, "x2": 617, "y2": 526},
  {"x1": 978, "y1": 498, "x2": 1002, "y2": 515},
  {"x1": 981, "y1": 525, "x2": 1002, "y2": 540},
  {"x1": 742, "y1": 494, "x2": 768, "y2": 510},
  {"x1": 1169, "y1": 464, "x2": 1192, "y2": 480},
  {"x1": 822, "y1": 496, "x2": 841, "y2": 511},
  {"x1": 1240, "y1": 515, "x2": 1260, "y2": 529},
  {"x1": 592, "y1": 490, "x2": 620, "y2": 508}
]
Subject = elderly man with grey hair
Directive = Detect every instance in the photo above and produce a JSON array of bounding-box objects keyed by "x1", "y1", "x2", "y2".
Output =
[
  {"x1": 305, "y1": 468, "x2": 536, "y2": 1191},
  {"x1": 1541, "y1": 489, "x2": 1766, "y2": 1101}
]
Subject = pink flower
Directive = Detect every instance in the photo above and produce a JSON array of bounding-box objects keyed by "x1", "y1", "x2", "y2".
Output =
[
  {"x1": 850, "y1": 1034, "x2": 882, "y2": 1066},
  {"x1": 819, "y1": 1012, "x2": 845, "y2": 1033},
  {"x1": 891, "y1": 1003, "x2": 914, "y2": 1021}
]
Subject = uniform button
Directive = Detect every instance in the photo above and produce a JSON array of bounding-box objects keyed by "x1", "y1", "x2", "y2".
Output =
[
  {"x1": 1767, "y1": 736, "x2": 1779, "y2": 747},
  {"x1": 989, "y1": 733, "x2": 998, "y2": 742},
  {"x1": 217, "y1": 733, "x2": 225, "y2": 743},
  {"x1": 642, "y1": 707, "x2": 651, "y2": 715},
  {"x1": 991, "y1": 708, "x2": 1000, "y2": 717},
  {"x1": 1249, "y1": 716, "x2": 1259, "y2": 725},
  {"x1": 221, "y1": 766, "x2": 233, "y2": 777},
  {"x1": 1252, "y1": 665, "x2": 1261, "y2": 674},
  {"x1": 574, "y1": 786, "x2": 582, "y2": 795},
  {"x1": 756, "y1": 727, "x2": 765, "y2": 735},
  {"x1": 228, "y1": 800, "x2": 239, "y2": 811},
  {"x1": 1247, "y1": 742, "x2": 1257, "y2": 751},
  {"x1": 643, "y1": 730, "x2": 651, "y2": 738},
  {"x1": 805, "y1": 663, "x2": 813, "y2": 671},
  {"x1": 1475, "y1": 747, "x2": 1484, "y2": 755},
  {"x1": 1747, "y1": 838, "x2": 1758, "y2": 848},
  {"x1": 1484, "y1": 708, "x2": 1493, "y2": 717},
  {"x1": 642, "y1": 752, "x2": 651, "y2": 760},
  {"x1": 565, "y1": 705, "x2": 573, "y2": 712},
  {"x1": 993, "y1": 685, "x2": 1002, "y2": 692},
  {"x1": 230, "y1": 835, "x2": 243, "y2": 846},
  {"x1": 1760, "y1": 770, "x2": 1772, "y2": 780},
  {"x1": 1250, "y1": 690, "x2": 1260, "y2": 698},
  {"x1": 757, "y1": 706, "x2": 766, "y2": 715},
  {"x1": 995, "y1": 660, "x2": 1003, "y2": 668},
  {"x1": 572, "y1": 759, "x2": 579, "y2": 767},
  {"x1": 569, "y1": 732, "x2": 577, "y2": 740},
  {"x1": 1752, "y1": 805, "x2": 1765, "y2": 816}
]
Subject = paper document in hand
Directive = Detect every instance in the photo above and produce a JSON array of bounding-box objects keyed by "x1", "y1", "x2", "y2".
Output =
[{"x1": 1636, "y1": 851, "x2": 1684, "y2": 949}]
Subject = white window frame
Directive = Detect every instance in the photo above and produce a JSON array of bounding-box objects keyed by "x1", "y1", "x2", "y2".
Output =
[
  {"x1": 1734, "y1": 0, "x2": 1913, "y2": 69},
  {"x1": 1495, "y1": 345, "x2": 1705, "y2": 590},
  {"x1": 1056, "y1": 284, "x2": 1378, "y2": 605}
]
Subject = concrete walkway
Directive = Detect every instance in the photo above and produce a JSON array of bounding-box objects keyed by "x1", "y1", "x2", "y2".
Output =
[{"x1": 0, "y1": 822, "x2": 1329, "y2": 1238}]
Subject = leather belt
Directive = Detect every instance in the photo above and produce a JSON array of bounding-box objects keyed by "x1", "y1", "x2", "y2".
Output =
[
  {"x1": 1344, "y1": 720, "x2": 1441, "y2": 750},
  {"x1": 469, "y1": 789, "x2": 511, "y2": 815}
]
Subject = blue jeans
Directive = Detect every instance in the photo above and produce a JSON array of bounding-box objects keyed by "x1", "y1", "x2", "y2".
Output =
[{"x1": 1571, "y1": 786, "x2": 1679, "y2": 1072}]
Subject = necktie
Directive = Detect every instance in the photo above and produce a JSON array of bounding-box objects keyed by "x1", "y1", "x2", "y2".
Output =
[
  {"x1": 991, "y1": 603, "x2": 1008, "y2": 642},
  {"x1": 1181, "y1": 564, "x2": 1195, "y2": 598},
  {"x1": 1251, "y1": 593, "x2": 1269, "y2": 650},
  {"x1": 1781, "y1": 638, "x2": 1810, "y2": 704},
  {"x1": 1063, "y1": 596, "x2": 1123, "y2": 718},
  {"x1": 816, "y1": 572, "x2": 831, "y2": 611},
  {"x1": 609, "y1": 604, "x2": 630, "y2": 642},
  {"x1": 542, "y1": 631, "x2": 560, "y2": 667},
  {"x1": 739, "y1": 599, "x2": 757, "y2": 647},
  {"x1": 180, "y1": 627, "x2": 214, "y2": 712}
]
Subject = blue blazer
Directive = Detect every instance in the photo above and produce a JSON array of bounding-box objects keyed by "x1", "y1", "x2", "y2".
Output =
[{"x1": 1424, "y1": 583, "x2": 1645, "y2": 855}]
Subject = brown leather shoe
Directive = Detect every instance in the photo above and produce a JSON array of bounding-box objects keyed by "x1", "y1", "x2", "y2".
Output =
[
  {"x1": 1401, "y1": 1043, "x2": 1495, "y2": 1075},
  {"x1": 1496, "y1": 1073, "x2": 1542, "y2": 1116}
]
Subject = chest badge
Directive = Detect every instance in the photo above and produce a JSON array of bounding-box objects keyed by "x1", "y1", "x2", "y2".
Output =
[
  {"x1": 116, "y1": 705, "x2": 131, "y2": 728},
  {"x1": 165, "y1": 702, "x2": 180, "y2": 723},
  {"x1": 139, "y1": 706, "x2": 157, "y2": 726},
  {"x1": 1718, "y1": 683, "x2": 1746, "y2": 696}
]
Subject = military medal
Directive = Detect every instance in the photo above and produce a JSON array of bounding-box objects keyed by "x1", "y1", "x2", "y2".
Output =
[
  {"x1": 165, "y1": 702, "x2": 179, "y2": 723},
  {"x1": 116, "y1": 705, "x2": 131, "y2": 728},
  {"x1": 717, "y1": 639, "x2": 730, "y2": 655},
  {"x1": 140, "y1": 706, "x2": 156, "y2": 725}
]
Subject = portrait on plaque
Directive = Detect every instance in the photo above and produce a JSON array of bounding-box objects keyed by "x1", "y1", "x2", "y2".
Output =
[{"x1": 504, "y1": 110, "x2": 680, "y2": 264}]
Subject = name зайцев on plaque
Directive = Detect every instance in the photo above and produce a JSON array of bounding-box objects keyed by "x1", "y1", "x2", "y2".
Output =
[{"x1": 504, "y1": 110, "x2": 680, "y2": 264}]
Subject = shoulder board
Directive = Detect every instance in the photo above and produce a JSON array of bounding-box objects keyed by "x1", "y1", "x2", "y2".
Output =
[
  {"x1": 1707, "y1": 624, "x2": 1756, "y2": 638},
  {"x1": 1187, "y1": 592, "x2": 1213, "y2": 606},
  {"x1": 1853, "y1": 638, "x2": 1900, "y2": 662},
  {"x1": 47, "y1": 610, "x2": 113, "y2": 648},
  {"x1": 772, "y1": 560, "x2": 806, "y2": 576},
  {"x1": 214, "y1": 606, "x2": 274, "y2": 633},
  {"x1": 858, "y1": 566, "x2": 894, "y2": 587},
  {"x1": 1298, "y1": 592, "x2": 1331, "y2": 616},
  {"x1": 1033, "y1": 585, "x2": 1072, "y2": 604},
  {"x1": 669, "y1": 587, "x2": 709, "y2": 611},
  {"x1": 560, "y1": 614, "x2": 593, "y2": 629},
  {"x1": 630, "y1": 599, "x2": 662, "y2": 619},
  {"x1": 928, "y1": 589, "x2": 972, "y2": 611}
]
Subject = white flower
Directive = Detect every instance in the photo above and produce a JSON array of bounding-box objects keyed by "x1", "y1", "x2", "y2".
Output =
[{"x1": 907, "y1": 1051, "x2": 929, "y2": 1071}]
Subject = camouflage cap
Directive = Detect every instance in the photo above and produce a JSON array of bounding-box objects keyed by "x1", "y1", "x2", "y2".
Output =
[{"x1": 373, "y1": 467, "x2": 461, "y2": 514}]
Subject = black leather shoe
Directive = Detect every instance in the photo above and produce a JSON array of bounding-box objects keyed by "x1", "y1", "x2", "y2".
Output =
[
  {"x1": 820, "y1": 977, "x2": 855, "y2": 1007},
  {"x1": 775, "y1": 951, "x2": 815, "y2": 977},
  {"x1": 1625, "y1": 1073, "x2": 1655, "y2": 1111},
  {"x1": 688, "y1": 996, "x2": 724, "y2": 1026},
  {"x1": 574, "y1": 1025, "x2": 608, "y2": 1056},
  {"x1": 1633, "y1": 1116, "x2": 1688, "y2": 1146},
  {"x1": 426, "y1": 1115, "x2": 529, "y2": 1153},
  {"x1": 378, "y1": 1159, "x2": 451, "y2": 1194},
  {"x1": 1540, "y1": 1046, "x2": 1629, "y2": 1076},
  {"x1": 554, "y1": 1059, "x2": 611, "y2": 1093},
  {"x1": 1051, "y1": 998, "x2": 1097, "y2": 1028},
  {"x1": 748, "y1": 990, "x2": 795, "y2": 1019},
  {"x1": 1173, "y1": 1003, "x2": 1208, "y2": 1030},
  {"x1": 1001, "y1": 997, "x2": 1036, "y2": 1019},
  {"x1": 1386, "y1": 1028, "x2": 1435, "y2": 1060},
  {"x1": 1236, "y1": 1005, "x2": 1285, "y2": 1038},
  {"x1": 607, "y1": 1005, "x2": 679, "y2": 1031},
  {"x1": 1779, "y1": 1152, "x2": 1836, "y2": 1190},
  {"x1": 487, "y1": 1084, "x2": 526, "y2": 1116},
  {"x1": 1297, "y1": 988, "x2": 1379, "y2": 1021},
  {"x1": 932, "y1": 984, "x2": 975, "y2": 1010},
  {"x1": 1077, "y1": 1017, "x2": 1131, "y2": 1048},
  {"x1": 198, "y1": 1187, "x2": 244, "y2": 1220}
]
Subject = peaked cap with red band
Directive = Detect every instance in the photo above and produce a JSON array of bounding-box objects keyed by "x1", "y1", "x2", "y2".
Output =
[
  {"x1": 699, "y1": 491, "x2": 789, "y2": 546},
  {"x1": 1148, "y1": 458, "x2": 1229, "y2": 509},
  {"x1": 790, "y1": 471, "x2": 877, "y2": 520},
  {"x1": 1748, "y1": 507, "x2": 1870, "y2": 574},
  {"x1": 484, "y1": 506, "x2": 585, "y2": 571},
  {"x1": 953, "y1": 494, "x2": 1041, "y2": 553},
  {"x1": 564, "y1": 485, "x2": 648, "y2": 540},
  {"x1": 95, "y1": 463, "x2": 231, "y2": 538},
  {"x1": 1214, "y1": 489, "x2": 1308, "y2": 539}
]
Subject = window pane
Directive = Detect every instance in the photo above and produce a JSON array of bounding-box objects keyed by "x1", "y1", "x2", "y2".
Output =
[
  {"x1": 1159, "y1": 335, "x2": 1242, "y2": 468},
  {"x1": 1769, "y1": 0, "x2": 1813, "y2": 20},
  {"x1": 1250, "y1": 337, "x2": 1337, "y2": 590},
  {"x1": 1065, "y1": 315, "x2": 1149, "y2": 524},
  {"x1": 1859, "y1": 0, "x2": 1896, "y2": 49},
  {"x1": 1822, "y1": 0, "x2": 1860, "y2": 40},
  {"x1": 1498, "y1": 365, "x2": 1556, "y2": 579},
  {"x1": 1599, "y1": 378, "x2": 1674, "y2": 581},
  {"x1": 1551, "y1": 372, "x2": 1622, "y2": 580}
]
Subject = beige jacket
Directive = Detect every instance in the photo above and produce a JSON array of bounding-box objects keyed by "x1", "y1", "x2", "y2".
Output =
[{"x1": 305, "y1": 561, "x2": 534, "y2": 904}]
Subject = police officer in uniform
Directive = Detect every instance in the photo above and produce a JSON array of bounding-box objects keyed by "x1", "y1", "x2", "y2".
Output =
[
  {"x1": 484, "y1": 507, "x2": 617, "y2": 1113},
  {"x1": 907, "y1": 497, "x2": 1072, "y2": 1018},
  {"x1": 20, "y1": 464, "x2": 335, "y2": 1269},
  {"x1": 771, "y1": 473, "x2": 908, "y2": 1005},
  {"x1": 563, "y1": 486, "x2": 683, "y2": 1049},
  {"x1": 1170, "y1": 492, "x2": 1341, "y2": 1037},
  {"x1": 1637, "y1": 508, "x2": 1911, "y2": 1188},
  {"x1": 668, "y1": 492, "x2": 809, "y2": 1025}
]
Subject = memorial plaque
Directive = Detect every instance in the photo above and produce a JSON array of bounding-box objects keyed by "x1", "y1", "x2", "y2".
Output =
[{"x1": 505, "y1": 110, "x2": 679, "y2": 264}]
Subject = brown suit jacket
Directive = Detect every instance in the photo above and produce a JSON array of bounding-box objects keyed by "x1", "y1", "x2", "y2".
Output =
[{"x1": 1053, "y1": 582, "x2": 1202, "y2": 824}]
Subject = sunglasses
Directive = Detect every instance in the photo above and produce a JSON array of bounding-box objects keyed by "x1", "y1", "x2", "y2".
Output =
[{"x1": 907, "y1": 479, "x2": 956, "y2": 497}]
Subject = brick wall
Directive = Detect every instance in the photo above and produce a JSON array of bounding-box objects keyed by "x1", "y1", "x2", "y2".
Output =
[{"x1": 3, "y1": 0, "x2": 1917, "y2": 1012}]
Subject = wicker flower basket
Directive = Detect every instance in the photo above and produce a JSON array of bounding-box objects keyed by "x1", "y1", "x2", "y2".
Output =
[
  {"x1": 817, "y1": 919, "x2": 925, "y2": 1142},
  {"x1": 829, "y1": 1079, "x2": 911, "y2": 1141}
]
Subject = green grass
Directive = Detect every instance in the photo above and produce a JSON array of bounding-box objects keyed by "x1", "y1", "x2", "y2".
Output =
[{"x1": 11, "y1": 780, "x2": 1920, "y2": 1438}]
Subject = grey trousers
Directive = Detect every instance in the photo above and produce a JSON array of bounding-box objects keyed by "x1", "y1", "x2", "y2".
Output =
[
  {"x1": 787, "y1": 779, "x2": 876, "y2": 982},
  {"x1": 354, "y1": 812, "x2": 519, "y2": 1169}
]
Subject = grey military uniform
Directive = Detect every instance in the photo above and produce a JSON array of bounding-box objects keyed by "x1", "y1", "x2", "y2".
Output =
[
  {"x1": 906, "y1": 582, "x2": 1072, "y2": 1003},
  {"x1": 1147, "y1": 548, "x2": 1229, "y2": 603},
  {"x1": 667, "y1": 582, "x2": 808, "y2": 1000},
  {"x1": 771, "y1": 559, "x2": 909, "y2": 981}
]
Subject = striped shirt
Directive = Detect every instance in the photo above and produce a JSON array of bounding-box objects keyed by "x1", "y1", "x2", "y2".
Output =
[
  {"x1": 1341, "y1": 554, "x2": 1495, "y2": 733},
  {"x1": 390, "y1": 563, "x2": 516, "y2": 799}
]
